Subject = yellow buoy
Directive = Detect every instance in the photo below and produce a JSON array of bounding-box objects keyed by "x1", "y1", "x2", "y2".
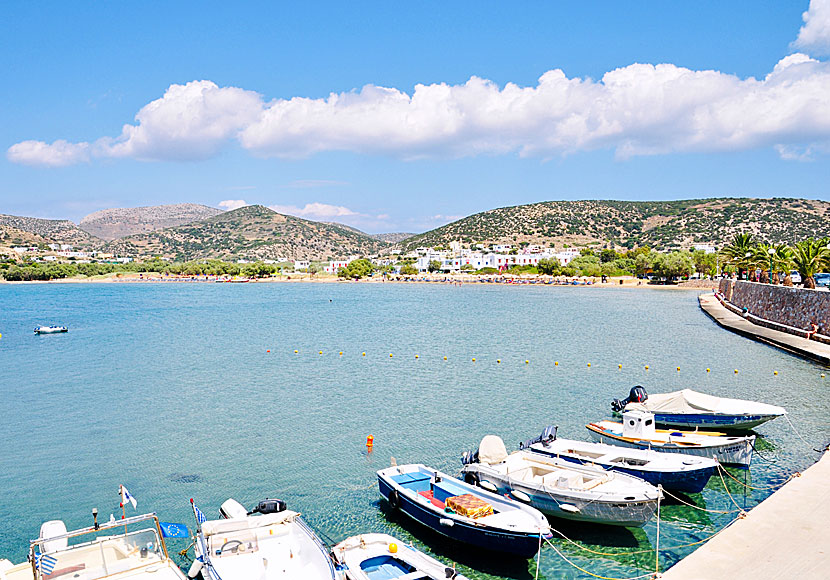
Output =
[
  {"x1": 774, "y1": 371, "x2": 778, "y2": 376},
  {"x1": 362, "y1": 352, "x2": 366, "y2": 357},
  {"x1": 821, "y1": 374, "x2": 825, "y2": 378},
  {"x1": 497, "y1": 359, "x2": 501, "y2": 363},
  {"x1": 554, "y1": 361, "x2": 559, "y2": 366},
  {"x1": 444, "y1": 356, "x2": 447, "y2": 360},
  {"x1": 415, "y1": 354, "x2": 419, "y2": 359},
  {"x1": 618, "y1": 364, "x2": 622, "y2": 369},
  {"x1": 388, "y1": 543, "x2": 398, "y2": 554},
  {"x1": 339, "y1": 351, "x2": 343, "y2": 356},
  {"x1": 676, "y1": 367, "x2": 680, "y2": 371},
  {"x1": 587, "y1": 363, "x2": 591, "y2": 367},
  {"x1": 472, "y1": 358, "x2": 476, "y2": 362},
  {"x1": 319, "y1": 351, "x2": 323, "y2": 355},
  {"x1": 645, "y1": 365, "x2": 649, "y2": 370},
  {"x1": 389, "y1": 353, "x2": 393, "y2": 358},
  {"x1": 525, "y1": 360, "x2": 529, "y2": 364},
  {"x1": 706, "y1": 368, "x2": 711, "y2": 372},
  {"x1": 294, "y1": 350, "x2": 298, "y2": 354},
  {"x1": 734, "y1": 369, "x2": 739, "y2": 374}
]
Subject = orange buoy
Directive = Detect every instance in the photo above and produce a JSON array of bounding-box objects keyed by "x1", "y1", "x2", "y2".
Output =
[
  {"x1": 366, "y1": 435, "x2": 374, "y2": 447},
  {"x1": 266, "y1": 350, "x2": 270, "y2": 353}
]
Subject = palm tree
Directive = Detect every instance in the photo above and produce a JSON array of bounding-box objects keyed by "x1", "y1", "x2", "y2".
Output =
[
  {"x1": 769, "y1": 244, "x2": 794, "y2": 285},
  {"x1": 720, "y1": 233, "x2": 757, "y2": 280},
  {"x1": 792, "y1": 238, "x2": 830, "y2": 289}
]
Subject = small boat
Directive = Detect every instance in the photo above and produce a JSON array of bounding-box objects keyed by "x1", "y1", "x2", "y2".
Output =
[
  {"x1": 587, "y1": 408, "x2": 755, "y2": 468},
  {"x1": 190, "y1": 497, "x2": 338, "y2": 580},
  {"x1": 461, "y1": 436, "x2": 661, "y2": 527},
  {"x1": 519, "y1": 425, "x2": 717, "y2": 493},
  {"x1": 0, "y1": 512, "x2": 187, "y2": 580},
  {"x1": 377, "y1": 463, "x2": 550, "y2": 559},
  {"x1": 611, "y1": 386, "x2": 786, "y2": 430},
  {"x1": 34, "y1": 325, "x2": 68, "y2": 334},
  {"x1": 332, "y1": 533, "x2": 468, "y2": 580}
]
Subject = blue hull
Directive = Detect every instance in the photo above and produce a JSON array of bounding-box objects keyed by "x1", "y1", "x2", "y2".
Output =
[
  {"x1": 552, "y1": 454, "x2": 715, "y2": 493},
  {"x1": 650, "y1": 412, "x2": 776, "y2": 431},
  {"x1": 378, "y1": 478, "x2": 542, "y2": 558}
]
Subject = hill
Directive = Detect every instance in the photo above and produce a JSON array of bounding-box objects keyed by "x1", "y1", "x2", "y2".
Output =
[
  {"x1": 0, "y1": 214, "x2": 100, "y2": 246},
  {"x1": 104, "y1": 205, "x2": 391, "y2": 261},
  {"x1": 400, "y1": 198, "x2": 830, "y2": 251},
  {"x1": 79, "y1": 203, "x2": 223, "y2": 240},
  {"x1": 372, "y1": 232, "x2": 416, "y2": 243}
]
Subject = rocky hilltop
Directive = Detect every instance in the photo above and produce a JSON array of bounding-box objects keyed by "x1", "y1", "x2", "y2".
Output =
[
  {"x1": 105, "y1": 204, "x2": 390, "y2": 261},
  {"x1": 79, "y1": 203, "x2": 223, "y2": 240},
  {"x1": 401, "y1": 198, "x2": 830, "y2": 251},
  {"x1": 0, "y1": 214, "x2": 99, "y2": 246}
]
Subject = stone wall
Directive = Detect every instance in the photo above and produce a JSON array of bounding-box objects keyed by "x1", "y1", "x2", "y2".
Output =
[{"x1": 719, "y1": 279, "x2": 830, "y2": 336}]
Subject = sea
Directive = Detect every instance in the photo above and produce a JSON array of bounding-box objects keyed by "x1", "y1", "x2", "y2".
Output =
[{"x1": 1, "y1": 282, "x2": 827, "y2": 579}]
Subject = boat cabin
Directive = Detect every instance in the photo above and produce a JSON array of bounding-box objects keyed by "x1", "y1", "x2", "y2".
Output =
[{"x1": 621, "y1": 409, "x2": 657, "y2": 438}]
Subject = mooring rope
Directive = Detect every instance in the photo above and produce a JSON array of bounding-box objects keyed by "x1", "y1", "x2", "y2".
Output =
[{"x1": 784, "y1": 414, "x2": 824, "y2": 453}]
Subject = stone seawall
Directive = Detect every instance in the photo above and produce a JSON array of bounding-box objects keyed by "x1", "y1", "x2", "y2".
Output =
[{"x1": 718, "y1": 280, "x2": 830, "y2": 336}]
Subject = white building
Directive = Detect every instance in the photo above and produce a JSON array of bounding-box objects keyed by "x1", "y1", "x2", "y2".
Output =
[
  {"x1": 324, "y1": 260, "x2": 350, "y2": 274},
  {"x1": 694, "y1": 244, "x2": 717, "y2": 254},
  {"x1": 293, "y1": 260, "x2": 310, "y2": 271}
]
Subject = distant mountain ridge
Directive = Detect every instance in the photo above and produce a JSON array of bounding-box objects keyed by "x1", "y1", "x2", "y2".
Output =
[
  {"x1": 400, "y1": 198, "x2": 830, "y2": 251},
  {"x1": 372, "y1": 232, "x2": 415, "y2": 243},
  {"x1": 79, "y1": 203, "x2": 223, "y2": 240},
  {"x1": 104, "y1": 205, "x2": 391, "y2": 261}
]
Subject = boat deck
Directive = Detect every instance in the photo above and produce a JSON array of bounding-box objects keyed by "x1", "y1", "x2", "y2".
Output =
[{"x1": 662, "y1": 450, "x2": 830, "y2": 579}]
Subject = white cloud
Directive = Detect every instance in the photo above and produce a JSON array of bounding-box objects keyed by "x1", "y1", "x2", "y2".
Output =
[
  {"x1": 7, "y1": 139, "x2": 91, "y2": 167},
  {"x1": 793, "y1": 0, "x2": 830, "y2": 55},
  {"x1": 269, "y1": 202, "x2": 360, "y2": 219},
  {"x1": 219, "y1": 199, "x2": 248, "y2": 210},
  {"x1": 9, "y1": 51, "x2": 830, "y2": 166}
]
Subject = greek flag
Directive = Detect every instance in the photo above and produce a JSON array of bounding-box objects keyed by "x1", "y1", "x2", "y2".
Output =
[
  {"x1": 193, "y1": 504, "x2": 206, "y2": 524},
  {"x1": 35, "y1": 553, "x2": 58, "y2": 574}
]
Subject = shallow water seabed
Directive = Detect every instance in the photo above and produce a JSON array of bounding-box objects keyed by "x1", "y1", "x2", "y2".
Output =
[{"x1": 0, "y1": 283, "x2": 826, "y2": 580}]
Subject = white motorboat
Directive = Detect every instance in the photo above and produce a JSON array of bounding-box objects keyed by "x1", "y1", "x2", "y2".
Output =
[
  {"x1": 519, "y1": 425, "x2": 717, "y2": 493},
  {"x1": 611, "y1": 386, "x2": 786, "y2": 430},
  {"x1": 332, "y1": 533, "x2": 468, "y2": 580},
  {"x1": 0, "y1": 512, "x2": 187, "y2": 580},
  {"x1": 190, "y1": 498, "x2": 338, "y2": 580},
  {"x1": 587, "y1": 408, "x2": 755, "y2": 467},
  {"x1": 34, "y1": 326, "x2": 68, "y2": 334},
  {"x1": 461, "y1": 436, "x2": 661, "y2": 527}
]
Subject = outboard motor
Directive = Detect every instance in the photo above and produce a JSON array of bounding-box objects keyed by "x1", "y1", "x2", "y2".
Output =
[
  {"x1": 461, "y1": 449, "x2": 479, "y2": 466},
  {"x1": 519, "y1": 425, "x2": 558, "y2": 449},
  {"x1": 219, "y1": 499, "x2": 248, "y2": 519},
  {"x1": 249, "y1": 498, "x2": 286, "y2": 515},
  {"x1": 611, "y1": 385, "x2": 648, "y2": 413}
]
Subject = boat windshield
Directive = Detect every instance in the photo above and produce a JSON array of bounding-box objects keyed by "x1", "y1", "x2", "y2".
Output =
[{"x1": 33, "y1": 527, "x2": 165, "y2": 580}]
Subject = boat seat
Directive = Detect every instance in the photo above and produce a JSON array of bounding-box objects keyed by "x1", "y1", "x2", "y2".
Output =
[{"x1": 202, "y1": 511, "x2": 296, "y2": 537}]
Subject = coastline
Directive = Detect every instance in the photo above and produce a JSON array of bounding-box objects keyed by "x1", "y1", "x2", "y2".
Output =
[{"x1": 0, "y1": 272, "x2": 719, "y2": 289}]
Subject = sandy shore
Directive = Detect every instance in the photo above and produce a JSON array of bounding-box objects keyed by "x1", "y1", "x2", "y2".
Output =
[{"x1": 1, "y1": 272, "x2": 719, "y2": 290}]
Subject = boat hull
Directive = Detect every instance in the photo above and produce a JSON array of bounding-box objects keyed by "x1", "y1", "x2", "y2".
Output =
[
  {"x1": 528, "y1": 447, "x2": 715, "y2": 493},
  {"x1": 461, "y1": 467, "x2": 657, "y2": 527},
  {"x1": 586, "y1": 428, "x2": 754, "y2": 468},
  {"x1": 647, "y1": 412, "x2": 781, "y2": 431},
  {"x1": 377, "y1": 477, "x2": 542, "y2": 558}
]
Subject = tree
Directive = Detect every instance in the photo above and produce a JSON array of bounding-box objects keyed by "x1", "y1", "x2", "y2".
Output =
[
  {"x1": 600, "y1": 249, "x2": 619, "y2": 263},
  {"x1": 460, "y1": 263, "x2": 474, "y2": 271},
  {"x1": 338, "y1": 258, "x2": 374, "y2": 279},
  {"x1": 427, "y1": 260, "x2": 442, "y2": 273},
  {"x1": 792, "y1": 238, "x2": 830, "y2": 289},
  {"x1": 634, "y1": 251, "x2": 657, "y2": 276},
  {"x1": 691, "y1": 250, "x2": 717, "y2": 278},
  {"x1": 537, "y1": 258, "x2": 560, "y2": 276},
  {"x1": 720, "y1": 233, "x2": 757, "y2": 280},
  {"x1": 399, "y1": 264, "x2": 418, "y2": 275},
  {"x1": 653, "y1": 251, "x2": 694, "y2": 281}
]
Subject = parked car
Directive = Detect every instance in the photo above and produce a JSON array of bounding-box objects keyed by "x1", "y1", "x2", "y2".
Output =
[
  {"x1": 790, "y1": 271, "x2": 802, "y2": 284},
  {"x1": 814, "y1": 273, "x2": 830, "y2": 288}
]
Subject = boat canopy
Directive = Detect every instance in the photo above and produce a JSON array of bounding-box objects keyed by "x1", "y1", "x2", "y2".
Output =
[
  {"x1": 201, "y1": 510, "x2": 297, "y2": 537},
  {"x1": 626, "y1": 389, "x2": 785, "y2": 416},
  {"x1": 478, "y1": 435, "x2": 508, "y2": 465}
]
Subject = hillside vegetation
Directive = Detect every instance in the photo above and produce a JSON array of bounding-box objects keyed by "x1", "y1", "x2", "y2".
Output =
[
  {"x1": 400, "y1": 198, "x2": 830, "y2": 251},
  {"x1": 0, "y1": 214, "x2": 100, "y2": 246},
  {"x1": 79, "y1": 203, "x2": 222, "y2": 240},
  {"x1": 104, "y1": 205, "x2": 390, "y2": 261}
]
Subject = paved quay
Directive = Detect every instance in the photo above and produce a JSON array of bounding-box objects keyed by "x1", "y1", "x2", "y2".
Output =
[
  {"x1": 662, "y1": 450, "x2": 830, "y2": 580},
  {"x1": 698, "y1": 293, "x2": 830, "y2": 366}
]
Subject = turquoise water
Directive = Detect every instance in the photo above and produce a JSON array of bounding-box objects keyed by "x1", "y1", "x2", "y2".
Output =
[{"x1": 1, "y1": 283, "x2": 827, "y2": 579}]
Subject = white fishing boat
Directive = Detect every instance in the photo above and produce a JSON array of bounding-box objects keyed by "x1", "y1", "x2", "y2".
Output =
[
  {"x1": 332, "y1": 533, "x2": 468, "y2": 580},
  {"x1": 611, "y1": 386, "x2": 786, "y2": 430},
  {"x1": 461, "y1": 436, "x2": 661, "y2": 527},
  {"x1": 190, "y1": 498, "x2": 337, "y2": 580},
  {"x1": 519, "y1": 425, "x2": 718, "y2": 493},
  {"x1": 587, "y1": 408, "x2": 755, "y2": 467},
  {"x1": 33, "y1": 326, "x2": 68, "y2": 334},
  {"x1": 0, "y1": 512, "x2": 187, "y2": 580}
]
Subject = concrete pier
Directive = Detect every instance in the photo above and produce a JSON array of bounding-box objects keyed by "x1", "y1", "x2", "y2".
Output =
[
  {"x1": 662, "y1": 450, "x2": 830, "y2": 579},
  {"x1": 698, "y1": 293, "x2": 830, "y2": 366}
]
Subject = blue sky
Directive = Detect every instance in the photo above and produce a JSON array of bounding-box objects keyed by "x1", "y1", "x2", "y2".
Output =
[{"x1": 2, "y1": 1, "x2": 829, "y2": 233}]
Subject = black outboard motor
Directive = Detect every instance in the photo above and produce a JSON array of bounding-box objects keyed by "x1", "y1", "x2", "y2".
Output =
[
  {"x1": 461, "y1": 449, "x2": 479, "y2": 466},
  {"x1": 611, "y1": 385, "x2": 648, "y2": 413},
  {"x1": 249, "y1": 498, "x2": 287, "y2": 515},
  {"x1": 519, "y1": 425, "x2": 558, "y2": 450}
]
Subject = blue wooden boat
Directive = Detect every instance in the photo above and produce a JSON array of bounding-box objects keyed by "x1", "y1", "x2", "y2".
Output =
[
  {"x1": 519, "y1": 425, "x2": 717, "y2": 493},
  {"x1": 376, "y1": 464, "x2": 550, "y2": 559},
  {"x1": 611, "y1": 386, "x2": 786, "y2": 430}
]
